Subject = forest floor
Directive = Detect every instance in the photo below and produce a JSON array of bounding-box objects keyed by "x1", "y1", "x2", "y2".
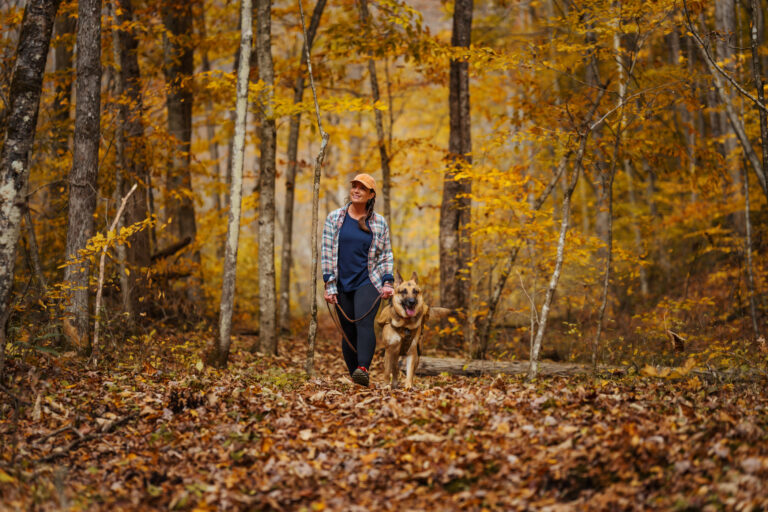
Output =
[{"x1": 1, "y1": 320, "x2": 768, "y2": 511}]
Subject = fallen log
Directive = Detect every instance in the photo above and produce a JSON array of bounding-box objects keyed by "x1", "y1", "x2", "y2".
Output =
[{"x1": 406, "y1": 357, "x2": 609, "y2": 377}]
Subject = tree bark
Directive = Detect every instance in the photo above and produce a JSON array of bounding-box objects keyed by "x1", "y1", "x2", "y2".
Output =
[
  {"x1": 278, "y1": 0, "x2": 327, "y2": 335},
  {"x1": 115, "y1": 0, "x2": 151, "y2": 315},
  {"x1": 256, "y1": 0, "x2": 278, "y2": 355},
  {"x1": 63, "y1": 0, "x2": 101, "y2": 348},
  {"x1": 297, "y1": 0, "x2": 330, "y2": 376},
  {"x1": 358, "y1": 0, "x2": 391, "y2": 223},
  {"x1": 0, "y1": 0, "x2": 60, "y2": 333},
  {"x1": 439, "y1": 0, "x2": 473, "y2": 349},
  {"x1": 162, "y1": 0, "x2": 198, "y2": 270},
  {"x1": 215, "y1": 0, "x2": 252, "y2": 368}
]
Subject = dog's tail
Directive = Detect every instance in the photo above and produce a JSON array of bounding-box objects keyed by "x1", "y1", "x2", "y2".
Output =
[{"x1": 427, "y1": 307, "x2": 452, "y2": 321}]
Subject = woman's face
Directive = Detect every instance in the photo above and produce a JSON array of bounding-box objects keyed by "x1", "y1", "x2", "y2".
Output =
[{"x1": 350, "y1": 181, "x2": 375, "y2": 205}]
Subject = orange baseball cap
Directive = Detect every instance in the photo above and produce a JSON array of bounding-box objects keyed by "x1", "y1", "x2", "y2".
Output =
[{"x1": 351, "y1": 173, "x2": 376, "y2": 191}]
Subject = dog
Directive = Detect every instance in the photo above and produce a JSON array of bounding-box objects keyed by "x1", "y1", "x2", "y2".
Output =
[{"x1": 376, "y1": 271, "x2": 450, "y2": 389}]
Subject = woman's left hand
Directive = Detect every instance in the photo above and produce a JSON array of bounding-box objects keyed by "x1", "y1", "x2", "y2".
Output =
[{"x1": 381, "y1": 283, "x2": 394, "y2": 299}]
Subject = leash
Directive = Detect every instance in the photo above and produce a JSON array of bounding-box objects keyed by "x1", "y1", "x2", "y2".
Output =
[{"x1": 326, "y1": 292, "x2": 384, "y2": 353}]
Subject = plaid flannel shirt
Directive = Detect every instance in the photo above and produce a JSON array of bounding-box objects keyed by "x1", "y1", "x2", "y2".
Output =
[{"x1": 322, "y1": 204, "x2": 394, "y2": 295}]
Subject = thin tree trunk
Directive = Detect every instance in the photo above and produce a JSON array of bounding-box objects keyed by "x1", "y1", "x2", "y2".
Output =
[
  {"x1": 92, "y1": 184, "x2": 136, "y2": 365},
  {"x1": 470, "y1": 154, "x2": 568, "y2": 358},
  {"x1": 256, "y1": 0, "x2": 278, "y2": 355},
  {"x1": 216, "y1": 0, "x2": 252, "y2": 368},
  {"x1": 357, "y1": 0, "x2": 391, "y2": 223},
  {"x1": 743, "y1": 166, "x2": 760, "y2": 339},
  {"x1": 278, "y1": 0, "x2": 327, "y2": 335},
  {"x1": 162, "y1": 0, "x2": 198, "y2": 280},
  {"x1": 624, "y1": 160, "x2": 648, "y2": 296},
  {"x1": 528, "y1": 88, "x2": 606, "y2": 380},
  {"x1": 298, "y1": 0, "x2": 330, "y2": 376},
  {"x1": 750, "y1": 0, "x2": 768, "y2": 180},
  {"x1": 440, "y1": 0, "x2": 473, "y2": 349},
  {"x1": 63, "y1": 0, "x2": 101, "y2": 349},
  {"x1": 592, "y1": 22, "x2": 627, "y2": 368}
]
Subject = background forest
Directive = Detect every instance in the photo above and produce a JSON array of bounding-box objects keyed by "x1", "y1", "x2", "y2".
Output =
[
  {"x1": 2, "y1": 0, "x2": 768, "y2": 369},
  {"x1": 3, "y1": 0, "x2": 768, "y2": 509}
]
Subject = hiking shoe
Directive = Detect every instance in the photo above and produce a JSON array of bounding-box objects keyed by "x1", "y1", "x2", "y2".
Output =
[{"x1": 352, "y1": 367, "x2": 369, "y2": 387}]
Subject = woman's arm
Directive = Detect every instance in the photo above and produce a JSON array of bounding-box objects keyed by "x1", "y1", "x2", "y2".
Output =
[{"x1": 321, "y1": 212, "x2": 338, "y2": 296}]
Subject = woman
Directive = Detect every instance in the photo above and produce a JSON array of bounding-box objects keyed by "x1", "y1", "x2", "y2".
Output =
[{"x1": 322, "y1": 173, "x2": 394, "y2": 387}]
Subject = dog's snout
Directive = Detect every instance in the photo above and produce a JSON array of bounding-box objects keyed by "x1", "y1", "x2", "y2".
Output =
[{"x1": 404, "y1": 297, "x2": 417, "y2": 308}]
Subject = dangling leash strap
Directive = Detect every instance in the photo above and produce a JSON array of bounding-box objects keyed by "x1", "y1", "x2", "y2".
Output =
[{"x1": 325, "y1": 293, "x2": 383, "y2": 354}]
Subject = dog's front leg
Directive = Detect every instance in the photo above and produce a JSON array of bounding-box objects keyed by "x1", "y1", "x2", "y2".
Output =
[{"x1": 404, "y1": 340, "x2": 419, "y2": 390}]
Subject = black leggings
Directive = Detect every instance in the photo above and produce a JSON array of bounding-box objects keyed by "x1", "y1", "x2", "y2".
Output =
[{"x1": 336, "y1": 281, "x2": 380, "y2": 375}]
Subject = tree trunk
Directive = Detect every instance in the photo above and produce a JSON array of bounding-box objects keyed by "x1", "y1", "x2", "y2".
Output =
[
  {"x1": 215, "y1": 0, "x2": 252, "y2": 368},
  {"x1": 162, "y1": 0, "x2": 198, "y2": 271},
  {"x1": 749, "y1": 0, "x2": 768, "y2": 181},
  {"x1": 278, "y1": 0, "x2": 327, "y2": 335},
  {"x1": 256, "y1": 0, "x2": 278, "y2": 355},
  {"x1": 358, "y1": 0, "x2": 391, "y2": 223},
  {"x1": 439, "y1": 0, "x2": 473, "y2": 349},
  {"x1": 0, "y1": 0, "x2": 60, "y2": 333},
  {"x1": 297, "y1": 0, "x2": 330, "y2": 376},
  {"x1": 63, "y1": 0, "x2": 101, "y2": 348},
  {"x1": 115, "y1": 0, "x2": 151, "y2": 315}
]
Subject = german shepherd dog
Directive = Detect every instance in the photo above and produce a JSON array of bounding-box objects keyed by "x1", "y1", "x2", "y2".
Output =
[{"x1": 376, "y1": 271, "x2": 450, "y2": 389}]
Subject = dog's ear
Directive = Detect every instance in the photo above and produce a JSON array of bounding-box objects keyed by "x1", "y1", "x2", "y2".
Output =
[
  {"x1": 410, "y1": 271, "x2": 418, "y2": 284},
  {"x1": 395, "y1": 270, "x2": 403, "y2": 285}
]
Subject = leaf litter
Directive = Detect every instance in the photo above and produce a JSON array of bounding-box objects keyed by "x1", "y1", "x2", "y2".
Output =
[{"x1": 1, "y1": 328, "x2": 767, "y2": 511}]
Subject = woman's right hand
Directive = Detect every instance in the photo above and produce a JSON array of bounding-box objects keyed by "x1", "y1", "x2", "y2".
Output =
[{"x1": 324, "y1": 290, "x2": 337, "y2": 304}]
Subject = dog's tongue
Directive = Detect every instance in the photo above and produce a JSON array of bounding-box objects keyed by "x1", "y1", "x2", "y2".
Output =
[{"x1": 406, "y1": 308, "x2": 416, "y2": 317}]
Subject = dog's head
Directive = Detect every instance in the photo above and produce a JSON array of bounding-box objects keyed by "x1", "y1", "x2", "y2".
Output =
[{"x1": 392, "y1": 271, "x2": 425, "y2": 318}]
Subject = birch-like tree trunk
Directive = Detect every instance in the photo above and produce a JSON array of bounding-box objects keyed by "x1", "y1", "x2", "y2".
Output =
[
  {"x1": 63, "y1": 0, "x2": 101, "y2": 348},
  {"x1": 215, "y1": 0, "x2": 252, "y2": 368},
  {"x1": 470, "y1": 156, "x2": 568, "y2": 358},
  {"x1": 358, "y1": 0, "x2": 391, "y2": 223},
  {"x1": 528, "y1": 88, "x2": 606, "y2": 380},
  {"x1": 296, "y1": 0, "x2": 330, "y2": 375},
  {"x1": 0, "y1": 0, "x2": 60, "y2": 335},
  {"x1": 278, "y1": 0, "x2": 327, "y2": 335},
  {"x1": 256, "y1": 0, "x2": 278, "y2": 355},
  {"x1": 439, "y1": 0, "x2": 472, "y2": 349}
]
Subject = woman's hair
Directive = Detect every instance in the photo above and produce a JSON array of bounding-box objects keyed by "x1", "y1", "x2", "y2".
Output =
[{"x1": 358, "y1": 196, "x2": 375, "y2": 233}]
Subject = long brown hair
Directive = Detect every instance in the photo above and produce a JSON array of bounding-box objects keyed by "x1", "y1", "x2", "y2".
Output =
[{"x1": 358, "y1": 196, "x2": 375, "y2": 233}]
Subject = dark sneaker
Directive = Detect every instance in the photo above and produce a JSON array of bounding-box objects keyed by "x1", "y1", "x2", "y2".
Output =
[{"x1": 352, "y1": 367, "x2": 369, "y2": 387}]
